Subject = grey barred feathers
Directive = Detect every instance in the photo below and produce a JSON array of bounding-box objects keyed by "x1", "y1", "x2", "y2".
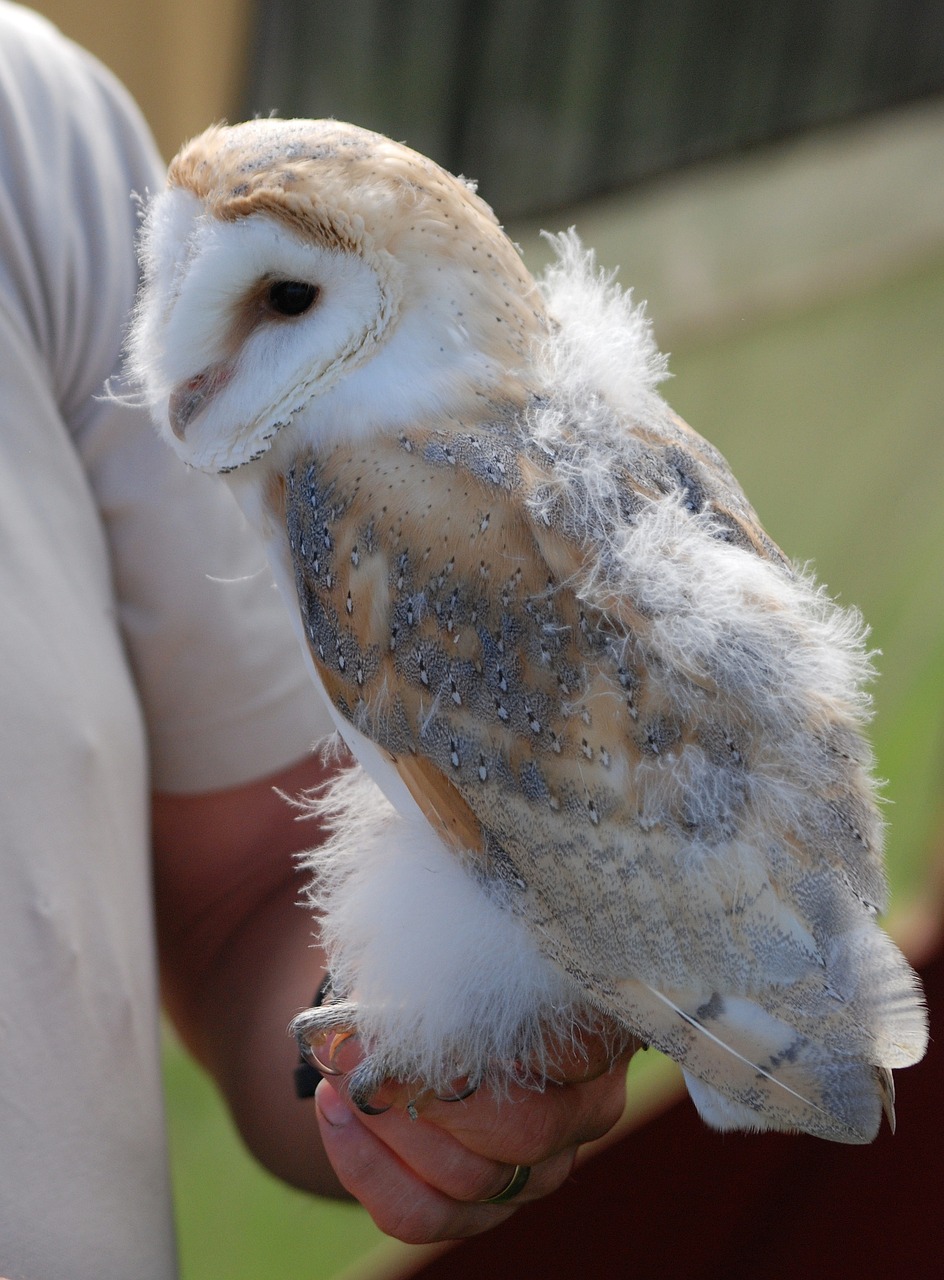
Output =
[{"x1": 130, "y1": 117, "x2": 927, "y2": 1142}]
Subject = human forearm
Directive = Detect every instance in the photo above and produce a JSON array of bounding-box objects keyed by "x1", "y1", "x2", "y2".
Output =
[{"x1": 153, "y1": 753, "x2": 346, "y2": 1195}]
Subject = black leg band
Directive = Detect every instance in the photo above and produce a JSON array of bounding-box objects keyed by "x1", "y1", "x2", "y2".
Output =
[{"x1": 293, "y1": 974, "x2": 333, "y2": 1099}]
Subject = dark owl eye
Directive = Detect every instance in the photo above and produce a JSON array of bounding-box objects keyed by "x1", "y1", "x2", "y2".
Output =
[{"x1": 267, "y1": 280, "x2": 320, "y2": 317}]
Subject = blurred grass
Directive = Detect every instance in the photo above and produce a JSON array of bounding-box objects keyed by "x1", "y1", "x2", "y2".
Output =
[
  {"x1": 163, "y1": 1036, "x2": 389, "y2": 1279},
  {"x1": 164, "y1": 125, "x2": 944, "y2": 1280}
]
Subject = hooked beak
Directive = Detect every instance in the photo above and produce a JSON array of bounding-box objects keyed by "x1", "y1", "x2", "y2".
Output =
[{"x1": 168, "y1": 362, "x2": 233, "y2": 439}]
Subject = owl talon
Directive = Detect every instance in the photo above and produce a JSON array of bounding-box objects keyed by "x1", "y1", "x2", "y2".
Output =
[
  {"x1": 294, "y1": 996, "x2": 361, "y2": 1076},
  {"x1": 348, "y1": 1075, "x2": 395, "y2": 1115},
  {"x1": 434, "y1": 1078, "x2": 478, "y2": 1103},
  {"x1": 351, "y1": 1092, "x2": 392, "y2": 1116},
  {"x1": 302, "y1": 1026, "x2": 357, "y2": 1077}
]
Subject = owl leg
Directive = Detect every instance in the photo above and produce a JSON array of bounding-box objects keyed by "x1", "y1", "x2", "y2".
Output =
[{"x1": 294, "y1": 767, "x2": 590, "y2": 1105}]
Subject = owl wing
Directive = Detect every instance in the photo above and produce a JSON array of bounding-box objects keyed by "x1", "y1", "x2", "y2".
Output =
[{"x1": 280, "y1": 406, "x2": 925, "y2": 1142}]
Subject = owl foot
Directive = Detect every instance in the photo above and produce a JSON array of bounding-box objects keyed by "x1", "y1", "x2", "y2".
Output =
[
  {"x1": 293, "y1": 996, "x2": 480, "y2": 1115},
  {"x1": 293, "y1": 997, "x2": 367, "y2": 1095},
  {"x1": 295, "y1": 1003, "x2": 360, "y2": 1076},
  {"x1": 294, "y1": 998, "x2": 401, "y2": 1113}
]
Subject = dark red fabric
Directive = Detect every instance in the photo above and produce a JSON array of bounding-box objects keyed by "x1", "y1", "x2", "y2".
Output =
[{"x1": 406, "y1": 949, "x2": 940, "y2": 1279}]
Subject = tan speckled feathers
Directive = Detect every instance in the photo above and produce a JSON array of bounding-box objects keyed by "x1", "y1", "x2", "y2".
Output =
[{"x1": 279, "y1": 404, "x2": 913, "y2": 1139}]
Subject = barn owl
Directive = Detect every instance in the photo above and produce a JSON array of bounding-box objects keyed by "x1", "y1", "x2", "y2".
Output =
[{"x1": 130, "y1": 118, "x2": 927, "y2": 1143}]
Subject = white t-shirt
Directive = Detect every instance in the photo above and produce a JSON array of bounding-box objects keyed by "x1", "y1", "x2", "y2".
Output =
[{"x1": 0, "y1": 5, "x2": 331, "y2": 1275}]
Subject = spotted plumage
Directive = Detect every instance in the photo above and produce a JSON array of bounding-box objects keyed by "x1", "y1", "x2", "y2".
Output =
[{"x1": 130, "y1": 117, "x2": 927, "y2": 1142}]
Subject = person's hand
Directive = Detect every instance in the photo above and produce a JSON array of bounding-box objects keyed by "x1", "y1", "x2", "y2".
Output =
[{"x1": 312, "y1": 1032, "x2": 636, "y2": 1243}]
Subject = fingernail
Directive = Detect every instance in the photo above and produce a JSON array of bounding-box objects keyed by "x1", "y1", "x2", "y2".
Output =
[{"x1": 315, "y1": 1080, "x2": 353, "y2": 1128}]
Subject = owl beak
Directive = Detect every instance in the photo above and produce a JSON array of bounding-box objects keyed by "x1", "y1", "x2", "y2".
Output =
[{"x1": 168, "y1": 362, "x2": 233, "y2": 439}]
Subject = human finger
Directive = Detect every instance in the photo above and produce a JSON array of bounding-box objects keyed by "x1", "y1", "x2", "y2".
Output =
[
  {"x1": 415, "y1": 1050, "x2": 633, "y2": 1168},
  {"x1": 315, "y1": 1078, "x2": 565, "y2": 1242}
]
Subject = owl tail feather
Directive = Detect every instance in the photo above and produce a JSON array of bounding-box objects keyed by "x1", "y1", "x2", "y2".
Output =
[{"x1": 617, "y1": 980, "x2": 890, "y2": 1143}]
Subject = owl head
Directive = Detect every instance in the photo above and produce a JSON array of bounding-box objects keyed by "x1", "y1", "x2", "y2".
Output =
[{"x1": 130, "y1": 118, "x2": 547, "y2": 473}]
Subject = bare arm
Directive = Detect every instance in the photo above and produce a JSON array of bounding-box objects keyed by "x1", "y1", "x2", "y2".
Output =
[
  {"x1": 153, "y1": 753, "x2": 342, "y2": 1194},
  {"x1": 153, "y1": 753, "x2": 633, "y2": 1239}
]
